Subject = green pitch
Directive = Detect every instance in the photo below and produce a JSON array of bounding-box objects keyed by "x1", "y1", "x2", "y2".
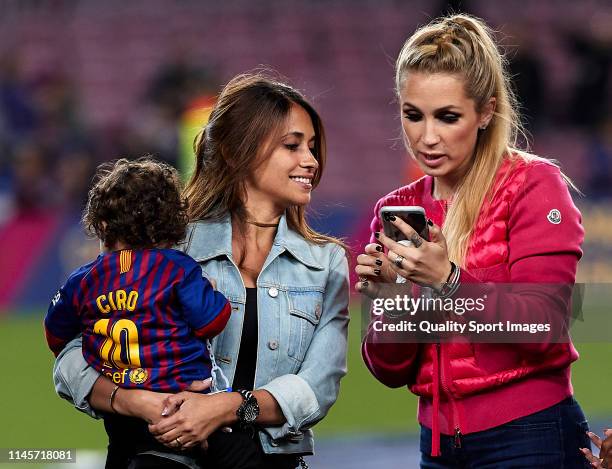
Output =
[{"x1": 1, "y1": 311, "x2": 610, "y2": 449}]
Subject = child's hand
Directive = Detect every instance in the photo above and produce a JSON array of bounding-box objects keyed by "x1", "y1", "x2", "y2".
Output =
[
  {"x1": 117, "y1": 389, "x2": 172, "y2": 425},
  {"x1": 581, "y1": 429, "x2": 612, "y2": 468},
  {"x1": 161, "y1": 391, "x2": 191, "y2": 417},
  {"x1": 185, "y1": 377, "x2": 213, "y2": 392}
]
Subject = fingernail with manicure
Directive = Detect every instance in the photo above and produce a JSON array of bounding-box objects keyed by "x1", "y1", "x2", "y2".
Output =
[
  {"x1": 374, "y1": 269, "x2": 381, "y2": 275},
  {"x1": 375, "y1": 245, "x2": 383, "y2": 252},
  {"x1": 427, "y1": 219, "x2": 434, "y2": 226},
  {"x1": 374, "y1": 232, "x2": 380, "y2": 239},
  {"x1": 375, "y1": 259, "x2": 383, "y2": 266}
]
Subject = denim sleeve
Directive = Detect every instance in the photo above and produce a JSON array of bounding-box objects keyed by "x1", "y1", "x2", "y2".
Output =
[
  {"x1": 53, "y1": 335, "x2": 102, "y2": 419},
  {"x1": 259, "y1": 245, "x2": 349, "y2": 439}
]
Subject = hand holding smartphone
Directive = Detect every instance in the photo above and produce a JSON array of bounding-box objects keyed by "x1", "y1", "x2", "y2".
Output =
[{"x1": 380, "y1": 206, "x2": 429, "y2": 244}]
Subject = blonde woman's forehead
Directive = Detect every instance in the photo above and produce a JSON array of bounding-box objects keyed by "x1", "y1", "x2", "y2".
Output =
[{"x1": 399, "y1": 72, "x2": 473, "y2": 111}]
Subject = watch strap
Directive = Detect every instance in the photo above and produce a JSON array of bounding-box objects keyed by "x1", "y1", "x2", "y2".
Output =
[{"x1": 236, "y1": 389, "x2": 260, "y2": 427}]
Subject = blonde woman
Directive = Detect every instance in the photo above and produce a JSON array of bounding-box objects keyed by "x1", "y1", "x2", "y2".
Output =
[{"x1": 357, "y1": 14, "x2": 591, "y2": 468}]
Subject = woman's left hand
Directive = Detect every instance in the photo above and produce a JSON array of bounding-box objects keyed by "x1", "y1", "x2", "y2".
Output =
[
  {"x1": 148, "y1": 391, "x2": 240, "y2": 449},
  {"x1": 376, "y1": 217, "x2": 452, "y2": 290}
]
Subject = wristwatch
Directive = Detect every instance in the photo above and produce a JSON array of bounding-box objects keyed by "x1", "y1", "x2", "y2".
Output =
[{"x1": 236, "y1": 390, "x2": 260, "y2": 427}]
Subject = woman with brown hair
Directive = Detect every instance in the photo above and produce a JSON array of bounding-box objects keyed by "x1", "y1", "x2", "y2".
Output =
[
  {"x1": 357, "y1": 14, "x2": 591, "y2": 468},
  {"x1": 53, "y1": 73, "x2": 349, "y2": 469}
]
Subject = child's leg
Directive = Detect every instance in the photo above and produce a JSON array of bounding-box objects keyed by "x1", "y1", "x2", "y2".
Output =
[
  {"x1": 104, "y1": 414, "x2": 200, "y2": 469},
  {"x1": 104, "y1": 414, "x2": 150, "y2": 468}
]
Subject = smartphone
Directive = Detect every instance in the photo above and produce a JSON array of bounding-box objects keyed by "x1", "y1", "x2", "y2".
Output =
[{"x1": 380, "y1": 206, "x2": 429, "y2": 242}]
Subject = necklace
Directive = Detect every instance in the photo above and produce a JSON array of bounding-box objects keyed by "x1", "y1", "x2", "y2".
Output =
[{"x1": 246, "y1": 220, "x2": 279, "y2": 228}]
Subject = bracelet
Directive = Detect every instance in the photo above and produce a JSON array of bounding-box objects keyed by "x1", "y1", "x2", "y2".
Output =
[
  {"x1": 109, "y1": 385, "x2": 120, "y2": 413},
  {"x1": 435, "y1": 261, "x2": 461, "y2": 298}
]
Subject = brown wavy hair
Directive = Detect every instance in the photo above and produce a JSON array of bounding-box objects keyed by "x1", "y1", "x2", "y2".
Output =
[
  {"x1": 83, "y1": 157, "x2": 188, "y2": 249},
  {"x1": 184, "y1": 72, "x2": 345, "y2": 255}
]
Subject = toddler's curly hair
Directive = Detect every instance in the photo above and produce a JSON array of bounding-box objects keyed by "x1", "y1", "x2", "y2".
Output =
[{"x1": 83, "y1": 157, "x2": 188, "y2": 249}]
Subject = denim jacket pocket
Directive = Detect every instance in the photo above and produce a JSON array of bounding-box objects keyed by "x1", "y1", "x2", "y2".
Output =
[{"x1": 287, "y1": 290, "x2": 323, "y2": 362}]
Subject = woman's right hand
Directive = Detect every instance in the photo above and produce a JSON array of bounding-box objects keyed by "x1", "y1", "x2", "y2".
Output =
[
  {"x1": 91, "y1": 375, "x2": 213, "y2": 427},
  {"x1": 355, "y1": 242, "x2": 396, "y2": 297},
  {"x1": 113, "y1": 388, "x2": 172, "y2": 425},
  {"x1": 118, "y1": 378, "x2": 213, "y2": 424},
  {"x1": 149, "y1": 391, "x2": 242, "y2": 449}
]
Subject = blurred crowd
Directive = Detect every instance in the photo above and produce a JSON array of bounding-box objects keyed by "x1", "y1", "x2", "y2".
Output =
[
  {"x1": 0, "y1": 52, "x2": 217, "y2": 222},
  {"x1": 0, "y1": 0, "x2": 610, "y2": 224}
]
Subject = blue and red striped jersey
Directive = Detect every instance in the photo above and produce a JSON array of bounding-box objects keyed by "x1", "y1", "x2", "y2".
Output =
[{"x1": 44, "y1": 248, "x2": 231, "y2": 392}]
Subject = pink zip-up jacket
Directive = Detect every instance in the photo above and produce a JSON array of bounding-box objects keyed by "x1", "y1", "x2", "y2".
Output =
[{"x1": 362, "y1": 156, "x2": 584, "y2": 456}]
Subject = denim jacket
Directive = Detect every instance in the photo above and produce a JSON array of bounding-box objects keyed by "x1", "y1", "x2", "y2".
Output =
[{"x1": 53, "y1": 213, "x2": 349, "y2": 455}]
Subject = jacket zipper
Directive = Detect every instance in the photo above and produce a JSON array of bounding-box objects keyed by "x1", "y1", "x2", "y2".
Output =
[{"x1": 437, "y1": 343, "x2": 462, "y2": 448}]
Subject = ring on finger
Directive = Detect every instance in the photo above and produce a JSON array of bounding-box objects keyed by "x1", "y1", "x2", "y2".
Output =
[
  {"x1": 175, "y1": 437, "x2": 182, "y2": 448},
  {"x1": 358, "y1": 275, "x2": 368, "y2": 282},
  {"x1": 393, "y1": 254, "x2": 404, "y2": 268}
]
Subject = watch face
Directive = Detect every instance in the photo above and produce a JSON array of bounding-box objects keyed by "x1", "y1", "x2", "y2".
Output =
[
  {"x1": 237, "y1": 390, "x2": 260, "y2": 424},
  {"x1": 244, "y1": 404, "x2": 258, "y2": 422}
]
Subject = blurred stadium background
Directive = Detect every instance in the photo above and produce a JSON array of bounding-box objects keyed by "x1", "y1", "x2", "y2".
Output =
[{"x1": 0, "y1": 0, "x2": 611, "y2": 467}]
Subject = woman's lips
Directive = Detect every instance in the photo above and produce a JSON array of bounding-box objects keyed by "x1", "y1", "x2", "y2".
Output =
[{"x1": 419, "y1": 152, "x2": 446, "y2": 168}]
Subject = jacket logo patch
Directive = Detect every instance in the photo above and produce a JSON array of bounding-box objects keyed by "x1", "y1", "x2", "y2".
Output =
[{"x1": 547, "y1": 209, "x2": 561, "y2": 224}]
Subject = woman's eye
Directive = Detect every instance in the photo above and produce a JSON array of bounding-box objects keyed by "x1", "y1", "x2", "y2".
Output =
[
  {"x1": 404, "y1": 112, "x2": 422, "y2": 122},
  {"x1": 284, "y1": 144, "x2": 299, "y2": 151},
  {"x1": 439, "y1": 113, "x2": 460, "y2": 123}
]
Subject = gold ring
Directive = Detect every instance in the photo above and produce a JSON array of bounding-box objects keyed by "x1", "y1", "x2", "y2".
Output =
[{"x1": 175, "y1": 437, "x2": 182, "y2": 447}]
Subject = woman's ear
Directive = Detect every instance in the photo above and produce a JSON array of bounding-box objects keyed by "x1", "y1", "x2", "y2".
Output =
[{"x1": 479, "y1": 97, "x2": 496, "y2": 129}]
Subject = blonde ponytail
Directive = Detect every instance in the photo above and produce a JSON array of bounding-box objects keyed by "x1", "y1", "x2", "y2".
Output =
[{"x1": 395, "y1": 14, "x2": 558, "y2": 265}]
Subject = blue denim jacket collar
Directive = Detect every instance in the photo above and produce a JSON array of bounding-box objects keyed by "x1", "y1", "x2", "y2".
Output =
[{"x1": 188, "y1": 212, "x2": 324, "y2": 270}]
